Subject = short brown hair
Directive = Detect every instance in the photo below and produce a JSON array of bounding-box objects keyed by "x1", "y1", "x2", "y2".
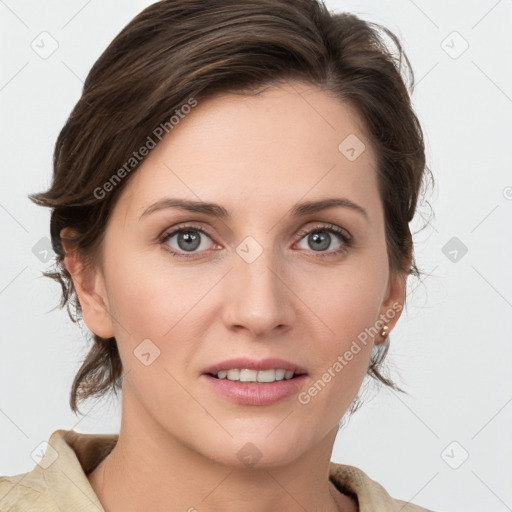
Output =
[{"x1": 30, "y1": 0, "x2": 430, "y2": 415}]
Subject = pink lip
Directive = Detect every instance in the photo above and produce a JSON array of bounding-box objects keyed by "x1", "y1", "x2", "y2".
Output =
[
  {"x1": 201, "y1": 357, "x2": 307, "y2": 376},
  {"x1": 201, "y1": 358, "x2": 309, "y2": 406},
  {"x1": 202, "y1": 374, "x2": 309, "y2": 406}
]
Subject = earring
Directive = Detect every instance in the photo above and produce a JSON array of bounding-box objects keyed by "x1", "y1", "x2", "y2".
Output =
[{"x1": 380, "y1": 325, "x2": 389, "y2": 338}]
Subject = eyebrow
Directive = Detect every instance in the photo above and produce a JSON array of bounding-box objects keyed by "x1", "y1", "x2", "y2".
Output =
[{"x1": 139, "y1": 197, "x2": 368, "y2": 220}]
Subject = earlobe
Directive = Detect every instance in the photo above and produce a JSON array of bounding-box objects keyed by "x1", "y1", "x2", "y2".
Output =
[{"x1": 60, "y1": 228, "x2": 115, "y2": 339}]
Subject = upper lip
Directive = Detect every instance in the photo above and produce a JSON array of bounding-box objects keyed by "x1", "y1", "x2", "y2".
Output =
[{"x1": 202, "y1": 357, "x2": 308, "y2": 375}]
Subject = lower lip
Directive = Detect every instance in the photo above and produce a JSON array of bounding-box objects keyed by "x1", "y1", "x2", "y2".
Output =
[{"x1": 202, "y1": 374, "x2": 308, "y2": 405}]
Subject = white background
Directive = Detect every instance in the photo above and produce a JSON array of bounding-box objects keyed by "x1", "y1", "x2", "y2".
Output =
[{"x1": 0, "y1": 1, "x2": 511, "y2": 511}]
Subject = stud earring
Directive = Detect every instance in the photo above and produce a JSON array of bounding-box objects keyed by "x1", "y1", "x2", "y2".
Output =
[{"x1": 380, "y1": 325, "x2": 389, "y2": 338}]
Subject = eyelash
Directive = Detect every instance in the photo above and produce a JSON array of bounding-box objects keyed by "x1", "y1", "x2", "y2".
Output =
[{"x1": 159, "y1": 222, "x2": 353, "y2": 259}]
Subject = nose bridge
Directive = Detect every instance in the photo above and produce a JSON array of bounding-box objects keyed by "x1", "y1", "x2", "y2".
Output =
[{"x1": 222, "y1": 235, "x2": 293, "y2": 335}]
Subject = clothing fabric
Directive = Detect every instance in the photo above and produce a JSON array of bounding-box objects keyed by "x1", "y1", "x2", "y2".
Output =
[{"x1": 1, "y1": 429, "x2": 435, "y2": 511}]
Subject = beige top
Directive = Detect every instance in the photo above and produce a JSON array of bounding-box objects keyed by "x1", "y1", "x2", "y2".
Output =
[{"x1": 0, "y1": 429, "x2": 435, "y2": 511}]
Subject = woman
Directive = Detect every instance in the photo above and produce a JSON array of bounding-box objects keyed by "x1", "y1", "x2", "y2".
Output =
[{"x1": 0, "y1": 0, "x2": 435, "y2": 510}]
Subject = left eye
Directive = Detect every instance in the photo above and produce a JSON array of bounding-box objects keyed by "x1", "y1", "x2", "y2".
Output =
[{"x1": 295, "y1": 227, "x2": 350, "y2": 253}]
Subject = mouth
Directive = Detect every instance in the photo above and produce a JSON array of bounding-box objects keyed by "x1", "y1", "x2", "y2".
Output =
[
  {"x1": 201, "y1": 358, "x2": 308, "y2": 405},
  {"x1": 201, "y1": 357, "x2": 308, "y2": 381}
]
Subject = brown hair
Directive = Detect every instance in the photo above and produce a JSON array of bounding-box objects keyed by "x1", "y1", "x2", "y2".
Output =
[{"x1": 30, "y1": 0, "x2": 429, "y2": 415}]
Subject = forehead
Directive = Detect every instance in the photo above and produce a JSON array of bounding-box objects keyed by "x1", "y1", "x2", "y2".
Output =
[{"x1": 116, "y1": 81, "x2": 380, "y2": 221}]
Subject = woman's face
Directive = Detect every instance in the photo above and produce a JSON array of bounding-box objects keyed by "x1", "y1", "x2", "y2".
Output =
[{"x1": 75, "y1": 81, "x2": 406, "y2": 467}]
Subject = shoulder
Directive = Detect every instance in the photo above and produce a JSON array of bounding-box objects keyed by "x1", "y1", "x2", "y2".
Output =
[
  {"x1": 391, "y1": 497, "x2": 437, "y2": 512},
  {"x1": 1, "y1": 428, "x2": 113, "y2": 511},
  {"x1": 0, "y1": 472, "x2": 57, "y2": 511},
  {"x1": 329, "y1": 461, "x2": 437, "y2": 512},
  {"x1": 0, "y1": 429, "x2": 65, "y2": 511}
]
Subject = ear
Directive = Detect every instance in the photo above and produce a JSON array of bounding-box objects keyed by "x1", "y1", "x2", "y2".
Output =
[
  {"x1": 60, "y1": 228, "x2": 115, "y2": 339},
  {"x1": 375, "y1": 259, "x2": 411, "y2": 346}
]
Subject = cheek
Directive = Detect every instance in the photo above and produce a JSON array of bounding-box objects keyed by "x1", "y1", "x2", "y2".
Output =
[
  {"x1": 102, "y1": 255, "x2": 202, "y2": 407},
  {"x1": 102, "y1": 247, "x2": 226, "y2": 387},
  {"x1": 292, "y1": 256, "x2": 387, "y2": 401},
  {"x1": 294, "y1": 281, "x2": 379, "y2": 425},
  {"x1": 296, "y1": 254, "x2": 387, "y2": 340},
  {"x1": 104, "y1": 247, "x2": 202, "y2": 337},
  {"x1": 306, "y1": 282, "x2": 378, "y2": 379}
]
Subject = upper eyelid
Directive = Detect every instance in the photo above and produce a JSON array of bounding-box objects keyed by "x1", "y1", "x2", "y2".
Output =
[
  {"x1": 162, "y1": 223, "x2": 213, "y2": 239},
  {"x1": 296, "y1": 223, "x2": 351, "y2": 239}
]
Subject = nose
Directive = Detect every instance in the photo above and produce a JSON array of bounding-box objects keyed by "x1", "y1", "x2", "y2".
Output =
[{"x1": 221, "y1": 243, "x2": 296, "y2": 338}]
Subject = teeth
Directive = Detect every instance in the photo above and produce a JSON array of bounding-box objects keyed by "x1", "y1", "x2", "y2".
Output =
[
  {"x1": 275, "y1": 369, "x2": 286, "y2": 380},
  {"x1": 214, "y1": 368, "x2": 296, "y2": 382},
  {"x1": 257, "y1": 369, "x2": 278, "y2": 383},
  {"x1": 240, "y1": 369, "x2": 257, "y2": 382},
  {"x1": 226, "y1": 369, "x2": 240, "y2": 380}
]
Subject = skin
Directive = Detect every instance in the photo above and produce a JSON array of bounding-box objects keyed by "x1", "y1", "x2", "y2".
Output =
[{"x1": 63, "y1": 80, "x2": 409, "y2": 512}]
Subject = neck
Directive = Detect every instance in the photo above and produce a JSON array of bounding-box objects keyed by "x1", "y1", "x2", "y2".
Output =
[{"x1": 87, "y1": 386, "x2": 357, "y2": 512}]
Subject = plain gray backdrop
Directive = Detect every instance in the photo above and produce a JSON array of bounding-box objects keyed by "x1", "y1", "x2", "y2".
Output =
[{"x1": 1, "y1": 1, "x2": 511, "y2": 511}]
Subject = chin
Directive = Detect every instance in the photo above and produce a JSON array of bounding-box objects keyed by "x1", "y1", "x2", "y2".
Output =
[{"x1": 196, "y1": 429, "x2": 312, "y2": 470}]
